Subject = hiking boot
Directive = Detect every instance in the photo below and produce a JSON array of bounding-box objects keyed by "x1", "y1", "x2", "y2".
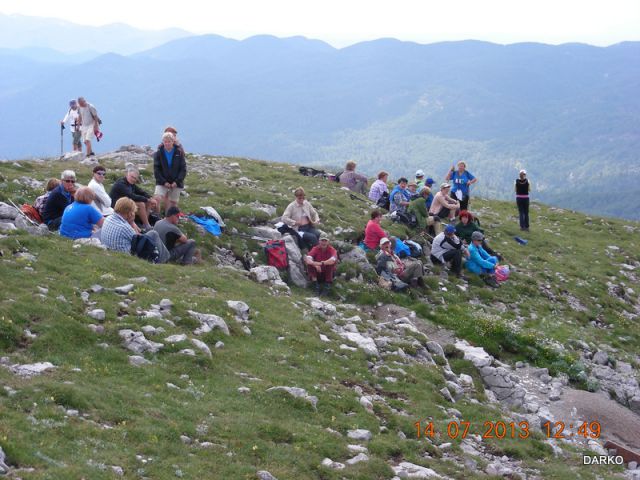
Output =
[
  {"x1": 321, "y1": 283, "x2": 332, "y2": 296},
  {"x1": 88, "y1": 152, "x2": 96, "y2": 157},
  {"x1": 456, "y1": 272, "x2": 470, "y2": 282},
  {"x1": 314, "y1": 281, "x2": 321, "y2": 295},
  {"x1": 483, "y1": 275, "x2": 499, "y2": 288}
]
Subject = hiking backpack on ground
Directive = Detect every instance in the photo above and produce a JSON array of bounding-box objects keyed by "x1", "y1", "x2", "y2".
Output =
[
  {"x1": 376, "y1": 191, "x2": 390, "y2": 210},
  {"x1": 20, "y1": 204, "x2": 42, "y2": 224},
  {"x1": 130, "y1": 234, "x2": 160, "y2": 263},
  {"x1": 265, "y1": 239, "x2": 288, "y2": 269}
]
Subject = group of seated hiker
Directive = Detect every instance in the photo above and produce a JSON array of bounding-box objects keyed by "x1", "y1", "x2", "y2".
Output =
[{"x1": 26, "y1": 130, "x2": 198, "y2": 265}]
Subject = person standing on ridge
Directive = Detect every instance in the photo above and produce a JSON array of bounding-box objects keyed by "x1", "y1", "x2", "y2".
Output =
[
  {"x1": 60, "y1": 100, "x2": 82, "y2": 153},
  {"x1": 515, "y1": 169, "x2": 530, "y2": 231},
  {"x1": 445, "y1": 161, "x2": 477, "y2": 211},
  {"x1": 153, "y1": 132, "x2": 187, "y2": 215},
  {"x1": 77, "y1": 97, "x2": 101, "y2": 157}
]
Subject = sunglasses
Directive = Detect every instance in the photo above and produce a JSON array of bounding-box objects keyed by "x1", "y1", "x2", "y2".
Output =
[
  {"x1": 95, "y1": 171, "x2": 106, "y2": 176},
  {"x1": 63, "y1": 179, "x2": 76, "y2": 184}
]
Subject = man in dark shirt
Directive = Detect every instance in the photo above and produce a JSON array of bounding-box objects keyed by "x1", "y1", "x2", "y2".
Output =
[
  {"x1": 153, "y1": 206, "x2": 197, "y2": 265},
  {"x1": 42, "y1": 170, "x2": 77, "y2": 230},
  {"x1": 110, "y1": 165, "x2": 157, "y2": 231}
]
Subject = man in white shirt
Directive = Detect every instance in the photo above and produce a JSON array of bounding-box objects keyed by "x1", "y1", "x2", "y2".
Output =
[
  {"x1": 60, "y1": 100, "x2": 82, "y2": 152},
  {"x1": 77, "y1": 97, "x2": 101, "y2": 157}
]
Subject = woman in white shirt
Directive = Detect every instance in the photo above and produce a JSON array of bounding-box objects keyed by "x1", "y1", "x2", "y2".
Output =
[{"x1": 88, "y1": 165, "x2": 114, "y2": 216}]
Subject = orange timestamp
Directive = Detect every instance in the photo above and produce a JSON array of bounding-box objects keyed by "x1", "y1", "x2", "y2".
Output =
[{"x1": 414, "y1": 420, "x2": 602, "y2": 440}]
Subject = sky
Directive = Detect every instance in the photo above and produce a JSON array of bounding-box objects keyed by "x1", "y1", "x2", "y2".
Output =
[{"x1": 0, "y1": 0, "x2": 638, "y2": 47}]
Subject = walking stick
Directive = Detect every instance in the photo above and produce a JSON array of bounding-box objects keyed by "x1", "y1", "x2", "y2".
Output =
[{"x1": 60, "y1": 124, "x2": 65, "y2": 158}]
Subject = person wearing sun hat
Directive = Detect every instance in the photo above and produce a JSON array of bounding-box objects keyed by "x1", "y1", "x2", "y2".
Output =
[
  {"x1": 376, "y1": 237, "x2": 425, "y2": 288},
  {"x1": 515, "y1": 169, "x2": 530, "y2": 231},
  {"x1": 429, "y1": 224, "x2": 467, "y2": 279},
  {"x1": 429, "y1": 182, "x2": 460, "y2": 221},
  {"x1": 305, "y1": 233, "x2": 338, "y2": 296}
]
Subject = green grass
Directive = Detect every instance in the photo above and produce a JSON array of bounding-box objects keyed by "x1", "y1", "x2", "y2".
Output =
[{"x1": 0, "y1": 154, "x2": 636, "y2": 479}]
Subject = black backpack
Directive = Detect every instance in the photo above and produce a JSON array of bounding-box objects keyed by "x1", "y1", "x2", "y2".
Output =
[
  {"x1": 395, "y1": 211, "x2": 418, "y2": 229},
  {"x1": 376, "y1": 191, "x2": 390, "y2": 210},
  {"x1": 131, "y1": 234, "x2": 160, "y2": 263}
]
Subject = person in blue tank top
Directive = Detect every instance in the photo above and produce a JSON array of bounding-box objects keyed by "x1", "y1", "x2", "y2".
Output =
[{"x1": 445, "y1": 161, "x2": 477, "y2": 211}]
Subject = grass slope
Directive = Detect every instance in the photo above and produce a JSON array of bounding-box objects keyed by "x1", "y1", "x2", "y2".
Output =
[{"x1": 0, "y1": 154, "x2": 638, "y2": 479}]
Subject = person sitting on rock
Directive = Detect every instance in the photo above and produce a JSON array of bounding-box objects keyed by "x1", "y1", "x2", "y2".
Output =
[
  {"x1": 389, "y1": 177, "x2": 411, "y2": 214},
  {"x1": 34, "y1": 178, "x2": 61, "y2": 220},
  {"x1": 455, "y1": 210, "x2": 500, "y2": 258},
  {"x1": 42, "y1": 170, "x2": 77, "y2": 231},
  {"x1": 362, "y1": 209, "x2": 387, "y2": 251},
  {"x1": 59, "y1": 187, "x2": 104, "y2": 240},
  {"x1": 466, "y1": 231, "x2": 499, "y2": 288},
  {"x1": 368, "y1": 171, "x2": 389, "y2": 204},
  {"x1": 88, "y1": 165, "x2": 114, "y2": 216},
  {"x1": 153, "y1": 206, "x2": 198, "y2": 265},
  {"x1": 339, "y1": 160, "x2": 368, "y2": 195},
  {"x1": 407, "y1": 187, "x2": 441, "y2": 236},
  {"x1": 430, "y1": 224, "x2": 468, "y2": 279},
  {"x1": 376, "y1": 237, "x2": 425, "y2": 288},
  {"x1": 281, "y1": 187, "x2": 320, "y2": 249},
  {"x1": 429, "y1": 182, "x2": 460, "y2": 222},
  {"x1": 109, "y1": 164, "x2": 158, "y2": 231},
  {"x1": 304, "y1": 233, "x2": 338, "y2": 296},
  {"x1": 153, "y1": 131, "x2": 187, "y2": 215},
  {"x1": 101, "y1": 197, "x2": 169, "y2": 262}
]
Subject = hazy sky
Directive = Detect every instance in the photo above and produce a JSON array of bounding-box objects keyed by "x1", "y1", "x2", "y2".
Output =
[{"x1": 1, "y1": 0, "x2": 638, "y2": 47}]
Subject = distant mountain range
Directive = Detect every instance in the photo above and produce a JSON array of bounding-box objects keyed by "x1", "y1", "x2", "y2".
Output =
[{"x1": 0, "y1": 15, "x2": 638, "y2": 220}]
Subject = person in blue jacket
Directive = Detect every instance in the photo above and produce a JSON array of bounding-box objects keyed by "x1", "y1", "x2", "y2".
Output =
[
  {"x1": 465, "y1": 231, "x2": 499, "y2": 288},
  {"x1": 445, "y1": 161, "x2": 477, "y2": 211},
  {"x1": 389, "y1": 178, "x2": 411, "y2": 214}
]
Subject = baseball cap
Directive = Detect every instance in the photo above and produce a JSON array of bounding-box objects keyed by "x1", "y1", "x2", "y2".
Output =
[
  {"x1": 440, "y1": 182, "x2": 451, "y2": 189},
  {"x1": 319, "y1": 233, "x2": 329, "y2": 241},
  {"x1": 379, "y1": 237, "x2": 390, "y2": 246},
  {"x1": 444, "y1": 225, "x2": 456, "y2": 234},
  {"x1": 471, "y1": 231, "x2": 484, "y2": 241},
  {"x1": 166, "y1": 206, "x2": 181, "y2": 217},
  {"x1": 425, "y1": 178, "x2": 435, "y2": 186},
  {"x1": 69, "y1": 99, "x2": 77, "y2": 106},
  {"x1": 415, "y1": 169, "x2": 425, "y2": 178},
  {"x1": 519, "y1": 169, "x2": 527, "y2": 175}
]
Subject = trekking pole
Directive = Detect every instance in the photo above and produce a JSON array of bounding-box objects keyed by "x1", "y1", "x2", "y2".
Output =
[{"x1": 60, "y1": 124, "x2": 65, "y2": 158}]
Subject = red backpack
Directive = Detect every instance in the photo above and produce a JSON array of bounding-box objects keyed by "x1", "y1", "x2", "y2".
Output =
[
  {"x1": 21, "y1": 204, "x2": 42, "y2": 224},
  {"x1": 265, "y1": 240, "x2": 288, "y2": 269}
]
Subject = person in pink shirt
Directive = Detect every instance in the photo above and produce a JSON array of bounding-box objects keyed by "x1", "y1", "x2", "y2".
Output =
[{"x1": 362, "y1": 210, "x2": 387, "y2": 251}]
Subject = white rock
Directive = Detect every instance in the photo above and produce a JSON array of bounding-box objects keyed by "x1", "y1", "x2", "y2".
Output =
[
  {"x1": 87, "y1": 309, "x2": 106, "y2": 321},
  {"x1": 257, "y1": 471, "x2": 279, "y2": 480},
  {"x1": 114, "y1": 284, "x2": 135, "y2": 295},
  {"x1": 188, "y1": 310, "x2": 230, "y2": 336},
  {"x1": 308, "y1": 298, "x2": 337, "y2": 316},
  {"x1": 227, "y1": 300, "x2": 250, "y2": 322},
  {"x1": 347, "y1": 444, "x2": 368, "y2": 454},
  {"x1": 191, "y1": 338, "x2": 213, "y2": 358},
  {"x1": 454, "y1": 340, "x2": 493, "y2": 367},
  {"x1": 238, "y1": 387, "x2": 251, "y2": 394},
  {"x1": 392, "y1": 461, "x2": 442, "y2": 478},
  {"x1": 458, "y1": 374, "x2": 474, "y2": 387},
  {"x1": 321, "y1": 458, "x2": 345, "y2": 470},
  {"x1": 346, "y1": 453, "x2": 369, "y2": 465},
  {"x1": 118, "y1": 330, "x2": 163, "y2": 354},
  {"x1": 319, "y1": 334, "x2": 330, "y2": 342},
  {"x1": 179, "y1": 349, "x2": 196, "y2": 356},
  {"x1": 267, "y1": 386, "x2": 318, "y2": 409},
  {"x1": 359, "y1": 396, "x2": 374, "y2": 412},
  {"x1": 159, "y1": 298, "x2": 173, "y2": 309},
  {"x1": 7, "y1": 362, "x2": 56, "y2": 377},
  {"x1": 164, "y1": 334, "x2": 188, "y2": 343},
  {"x1": 338, "y1": 332, "x2": 379, "y2": 357},
  {"x1": 111, "y1": 465, "x2": 124, "y2": 476},
  {"x1": 129, "y1": 356, "x2": 151, "y2": 367},
  {"x1": 215, "y1": 341, "x2": 225, "y2": 349},
  {"x1": 347, "y1": 429, "x2": 372, "y2": 441},
  {"x1": 0, "y1": 445, "x2": 8, "y2": 474}
]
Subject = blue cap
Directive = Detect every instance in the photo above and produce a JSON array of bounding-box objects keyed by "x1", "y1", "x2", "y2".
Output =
[
  {"x1": 69, "y1": 99, "x2": 77, "y2": 106},
  {"x1": 425, "y1": 178, "x2": 434, "y2": 185},
  {"x1": 445, "y1": 225, "x2": 456, "y2": 234}
]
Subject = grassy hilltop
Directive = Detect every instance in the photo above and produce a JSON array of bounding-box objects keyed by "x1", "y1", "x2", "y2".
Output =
[{"x1": 0, "y1": 153, "x2": 638, "y2": 479}]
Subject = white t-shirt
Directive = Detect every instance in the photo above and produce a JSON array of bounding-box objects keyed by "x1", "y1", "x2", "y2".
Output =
[
  {"x1": 88, "y1": 178, "x2": 114, "y2": 216},
  {"x1": 62, "y1": 108, "x2": 80, "y2": 132}
]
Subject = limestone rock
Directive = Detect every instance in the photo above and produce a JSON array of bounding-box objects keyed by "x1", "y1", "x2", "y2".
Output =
[
  {"x1": 454, "y1": 340, "x2": 493, "y2": 367},
  {"x1": 188, "y1": 310, "x2": 230, "y2": 336},
  {"x1": 338, "y1": 331, "x2": 379, "y2": 357},
  {"x1": 114, "y1": 284, "x2": 135, "y2": 295},
  {"x1": 87, "y1": 309, "x2": 106, "y2": 321},
  {"x1": 119, "y1": 330, "x2": 163, "y2": 354},
  {"x1": 321, "y1": 458, "x2": 345, "y2": 470},
  {"x1": 227, "y1": 300, "x2": 250, "y2": 322},
  {"x1": 347, "y1": 429, "x2": 372, "y2": 441},
  {"x1": 426, "y1": 341, "x2": 445, "y2": 358},
  {"x1": 282, "y1": 235, "x2": 307, "y2": 288},
  {"x1": 267, "y1": 386, "x2": 318, "y2": 410},
  {"x1": 0, "y1": 445, "x2": 8, "y2": 474},
  {"x1": 392, "y1": 461, "x2": 442, "y2": 478},
  {"x1": 7, "y1": 361, "x2": 56, "y2": 377},
  {"x1": 257, "y1": 471, "x2": 279, "y2": 480},
  {"x1": 340, "y1": 247, "x2": 373, "y2": 271},
  {"x1": 592, "y1": 350, "x2": 609, "y2": 365},
  {"x1": 191, "y1": 338, "x2": 213, "y2": 358},
  {"x1": 345, "y1": 453, "x2": 369, "y2": 465},
  {"x1": 164, "y1": 334, "x2": 188, "y2": 343},
  {"x1": 0, "y1": 202, "x2": 19, "y2": 220},
  {"x1": 129, "y1": 356, "x2": 152, "y2": 367},
  {"x1": 309, "y1": 298, "x2": 337, "y2": 316},
  {"x1": 250, "y1": 226, "x2": 282, "y2": 240}
]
